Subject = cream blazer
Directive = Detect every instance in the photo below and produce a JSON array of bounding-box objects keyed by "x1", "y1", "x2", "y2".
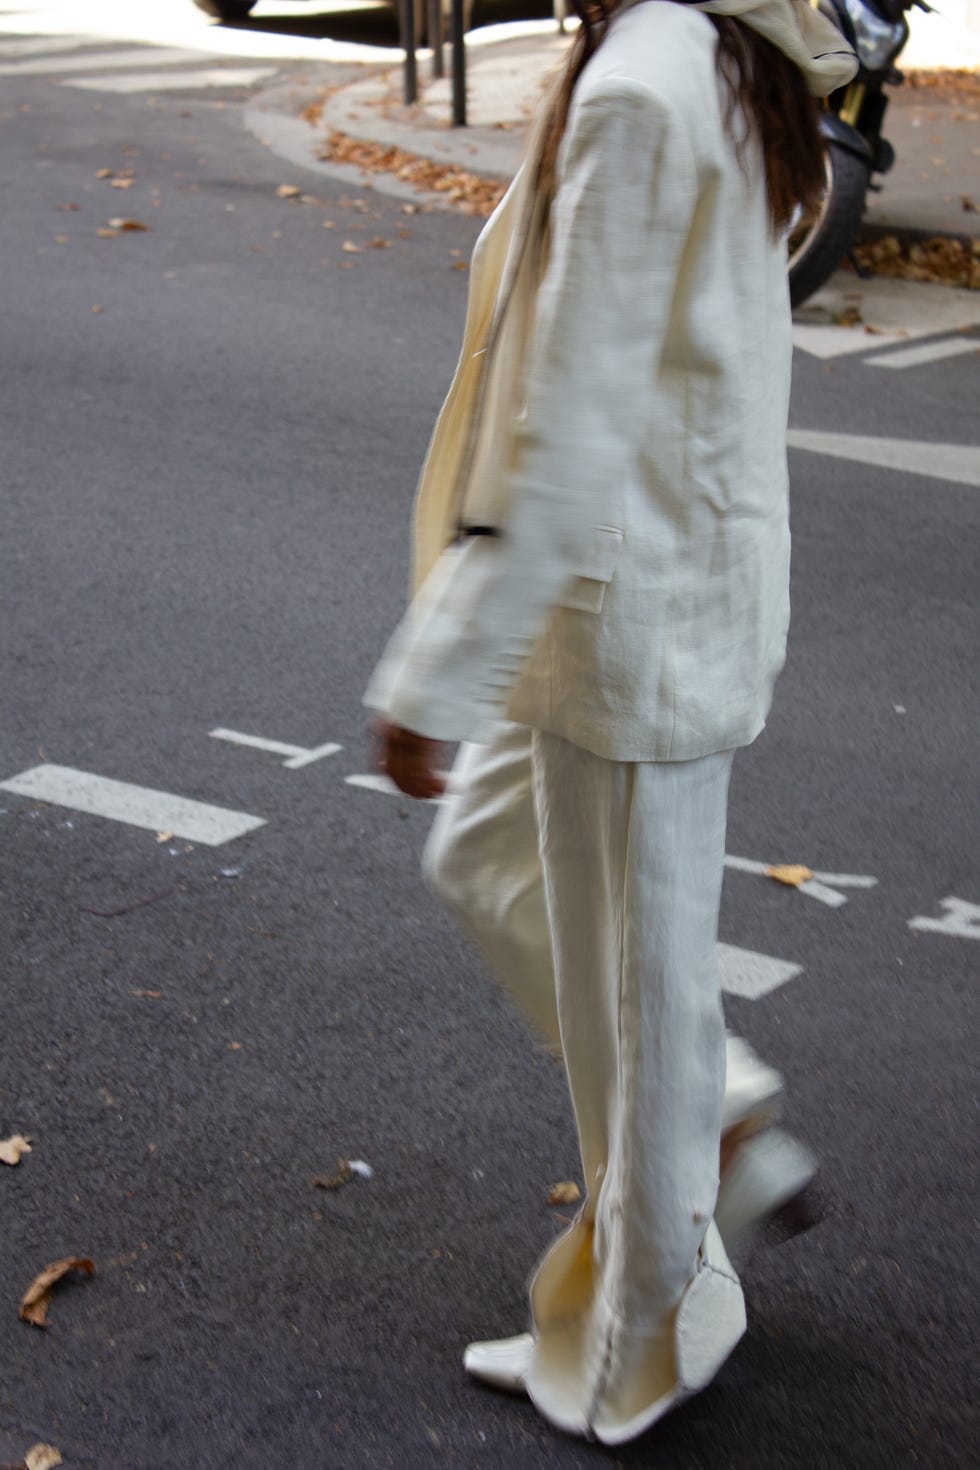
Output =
[{"x1": 366, "y1": 2, "x2": 839, "y2": 762}]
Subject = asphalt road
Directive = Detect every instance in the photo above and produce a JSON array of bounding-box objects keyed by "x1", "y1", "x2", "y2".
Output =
[{"x1": 0, "y1": 15, "x2": 978, "y2": 1470}]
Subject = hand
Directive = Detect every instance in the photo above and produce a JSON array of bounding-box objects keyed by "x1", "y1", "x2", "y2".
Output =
[{"x1": 373, "y1": 718, "x2": 448, "y2": 801}]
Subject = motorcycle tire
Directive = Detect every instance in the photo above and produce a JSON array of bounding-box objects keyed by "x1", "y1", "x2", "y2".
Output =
[
  {"x1": 788, "y1": 141, "x2": 871, "y2": 309},
  {"x1": 192, "y1": 0, "x2": 257, "y2": 21}
]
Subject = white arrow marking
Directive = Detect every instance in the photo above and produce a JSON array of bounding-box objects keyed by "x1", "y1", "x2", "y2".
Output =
[
  {"x1": 0, "y1": 765, "x2": 265, "y2": 847},
  {"x1": 210, "y1": 729, "x2": 341, "y2": 770},
  {"x1": 724, "y1": 854, "x2": 877, "y2": 909},
  {"x1": 787, "y1": 430, "x2": 980, "y2": 490},
  {"x1": 718, "y1": 944, "x2": 802, "y2": 1000},
  {"x1": 66, "y1": 67, "x2": 277, "y2": 93},
  {"x1": 908, "y1": 897, "x2": 980, "y2": 941}
]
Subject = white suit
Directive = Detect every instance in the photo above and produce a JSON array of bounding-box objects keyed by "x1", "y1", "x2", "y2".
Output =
[{"x1": 366, "y1": 0, "x2": 855, "y2": 1442}]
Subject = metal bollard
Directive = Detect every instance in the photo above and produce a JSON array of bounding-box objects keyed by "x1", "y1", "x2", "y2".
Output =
[
  {"x1": 451, "y1": 0, "x2": 466, "y2": 126},
  {"x1": 429, "y1": 0, "x2": 444, "y2": 79},
  {"x1": 400, "y1": 0, "x2": 417, "y2": 105}
]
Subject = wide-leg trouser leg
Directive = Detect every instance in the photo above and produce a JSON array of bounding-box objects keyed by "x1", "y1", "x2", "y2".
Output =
[
  {"x1": 427, "y1": 723, "x2": 748, "y2": 1439},
  {"x1": 425, "y1": 724, "x2": 783, "y2": 1135}
]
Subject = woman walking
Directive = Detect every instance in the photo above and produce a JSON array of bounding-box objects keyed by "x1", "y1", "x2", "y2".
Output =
[{"x1": 368, "y1": 0, "x2": 855, "y2": 1443}]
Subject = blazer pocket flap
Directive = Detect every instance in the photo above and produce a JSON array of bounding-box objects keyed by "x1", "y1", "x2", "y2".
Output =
[{"x1": 558, "y1": 526, "x2": 624, "y2": 615}]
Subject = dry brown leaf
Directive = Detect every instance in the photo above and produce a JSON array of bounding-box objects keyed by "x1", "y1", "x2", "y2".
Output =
[
  {"x1": 24, "y1": 1446, "x2": 63, "y2": 1470},
  {"x1": 58, "y1": 202, "x2": 80, "y2": 212},
  {"x1": 313, "y1": 1158, "x2": 354, "y2": 1190},
  {"x1": 110, "y1": 177, "x2": 134, "y2": 190},
  {"x1": 765, "y1": 864, "x2": 814, "y2": 888},
  {"x1": 53, "y1": 236, "x2": 69, "y2": 246},
  {"x1": 96, "y1": 228, "x2": 120, "y2": 238},
  {"x1": 20, "y1": 1256, "x2": 95, "y2": 1328},
  {"x1": 156, "y1": 830, "x2": 174, "y2": 844},
  {"x1": 368, "y1": 236, "x2": 391, "y2": 249},
  {"x1": 129, "y1": 989, "x2": 163, "y2": 999},
  {"x1": 0, "y1": 1134, "x2": 32, "y2": 1166},
  {"x1": 341, "y1": 240, "x2": 361, "y2": 253},
  {"x1": 452, "y1": 261, "x2": 469, "y2": 271},
  {"x1": 95, "y1": 167, "x2": 114, "y2": 179},
  {"x1": 91, "y1": 305, "x2": 104, "y2": 314},
  {"x1": 276, "y1": 184, "x2": 301, "y2": 199},
  {"x1": 547, "y1": 1181, "x2": 582, "y2": 1206},
  {"x1": 108, "y1": 218, "x2": 148, "y2": 232},
  {"x1": 227, "y1": 1041, "x2": 243, "y2": 1052},
  {"x1": 322, "y1": 220, "x2": 335, "y2": 229}
]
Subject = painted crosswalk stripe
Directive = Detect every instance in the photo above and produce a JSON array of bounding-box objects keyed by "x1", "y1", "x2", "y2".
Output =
[
  {"x1": 0, "y1": 765, "x2": 265, "y2": 846},
  {"x1": 0, "y1": 46, "x2": 217, "y2": 77},
  {"x1": 718, "y1": 943, "x2": 802, "y2": 1000},
  {"x1": 788, "y1": 429, "x2": 980, "y2": 490},
  {"x1": 866, "y1": 336, "x2": 979, "y2": 370},
  {"x1": 65, "y1": 66, "x2": 277, "y2": 93},
  {"x1": 0, "y1": 36, "x2": 91, "y2": 57}
]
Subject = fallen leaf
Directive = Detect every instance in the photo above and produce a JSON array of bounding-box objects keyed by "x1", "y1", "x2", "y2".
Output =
[
  {"x1": 0, "y1": 1134, "x2": 32, "y2": 1166},
  {"x1": 312, "y1": 1157, "x2": 373, "y2": 1190},
  {"x1": 452, "y1": 261, "x2": 469, "y2": 271},
  {"x1": 963, "y1": 195, "x2": 976, "y2": 213},
  {"x1": 833, "y1": 306, "x2": 863, "y2": 327},
  {"x1": 368, "y1": 236, "x2": 391, "y2": 249},
  {"x1": 53, "y1": 235, "x2": 69, "y2": 246},
  {"x1": 319, "y1": 131, "x2": 507, "y2": 218},
  {"x1": 129, "y1": 989, "x2": 164, "y2": 999},
  {"x1": 765, "y1": 864, "x2": 814, "y2": 888},
  {"x1": 95, "y1": 167, "x2": 114, "y2": 179},
  {"x1": 58, "y1": 202, "x2": 81, "y2": 212},
  {"x1": 548, "y1": 1181, "x2": 582, "y2": 1206},
  {"x1": 96, "y1": 228, "x2": 121, "y2": 238},
  {"x1": 227, "y1": 1041, "x2": 243, "y2": 1052},
  {"x1": 20, "y1": 1257, "x2": 95, "y2": 1328},
  {"x1": 110, "y1": 177, "x2": 134, "y2": 190},
  {"x1": 25, "y1": 1446, "x2": 63, "y2": 1470},
  {"x1": 156, "y1": 830, "x2": 174, "y2": 844},
  {"x1": 322, "y1": 219, "x2": 335, "y2": 228},
  {"x1": 108, "y1": 218, "x2": 149, "y2": 232},
  {"x1": 276, "y1": 184, "x2": 301, "y2": 199},
  {"x1": 91, "y1": 305, "x2": 104, "y2": 314},
  {"x1": 313, "y1": 1159, "x2": 353, "y2": 1190},
  {"x1": 341, "y1": 240, "x2": 361, "y2": 253}
]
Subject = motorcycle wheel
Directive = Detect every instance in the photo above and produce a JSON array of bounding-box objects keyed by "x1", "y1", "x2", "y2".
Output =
[
  {"x1": 192, "y1": 0, "x2": 257, "y2": 20},
  {"x1": 788, "y1": 141, "x2": 871, "y2": 309}
]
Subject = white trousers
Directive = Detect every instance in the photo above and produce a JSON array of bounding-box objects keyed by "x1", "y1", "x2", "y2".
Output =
[{"x1": 425, "y1": 721, "x2": 752, "y2": 1438}]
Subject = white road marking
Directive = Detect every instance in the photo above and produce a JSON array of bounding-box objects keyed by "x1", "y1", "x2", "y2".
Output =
[
  {"x1": 908, "y1": 897, "x2": 980, "y2": 941},
  {"x1": 210, "y1": 728, "x2": 341, "y2": 770},
  {"x1": 787, "y1": 430, "x2": 980, "y2": 490},
  {"x1": 0, "y1": 35, "x2": 90, "y2": 57},
  {"x1": 0, "y1": 46, "x2": 216, "y2": 76},
  {"x1": 793, "y1": 273, "x2": 980, "y2": 359},
  {"x1": 724, "y1": 854, "x2": 877, "y2": 909},
  {"x1": 346, "y1": 773, "x2": 402, "y2": 796},
  {"x1": 0, "y1": 765, "x2": 265, "y2": 846},
  {"x1": 866, "y1": 336, "x2": 979, "y2": 370},
  {"x1": 66, "y1": 66, "x2": 277, "y2": 93},
  {"x1": 718, "y1": 943, "x2": 803, "y2": 1000}
]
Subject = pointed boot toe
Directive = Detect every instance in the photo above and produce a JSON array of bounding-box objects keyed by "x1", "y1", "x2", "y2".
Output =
[{"x1": 463, "y1": 1332, "x2": 534, "y2": 1394}]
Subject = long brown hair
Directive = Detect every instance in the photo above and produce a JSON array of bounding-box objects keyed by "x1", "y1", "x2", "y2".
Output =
[{"x1": 538, "y1": 0, "x2": 826, "y2": 235}]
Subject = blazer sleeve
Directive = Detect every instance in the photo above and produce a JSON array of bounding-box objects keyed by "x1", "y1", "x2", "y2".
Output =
[{"x1": 365, "y1": 83, "x2": 699, "y2": 743}]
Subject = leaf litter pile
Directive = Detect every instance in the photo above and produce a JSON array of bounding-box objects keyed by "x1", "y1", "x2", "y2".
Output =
[
  {"x1": 319, "y1": 131, "x2": 507, "y2": 219},
  {"x1": 851, "y1": 234, "x2": 980, "y2": 291}
]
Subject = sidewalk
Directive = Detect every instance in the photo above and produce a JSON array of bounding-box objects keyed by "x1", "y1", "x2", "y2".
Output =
[{"x1": 300, "y1": 15, "x2": 978, "y2": 249}]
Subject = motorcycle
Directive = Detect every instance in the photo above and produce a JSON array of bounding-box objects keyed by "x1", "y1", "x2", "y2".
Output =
[{"x1": 788, "y1": 0, "x2": 932, "y2": 307}]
